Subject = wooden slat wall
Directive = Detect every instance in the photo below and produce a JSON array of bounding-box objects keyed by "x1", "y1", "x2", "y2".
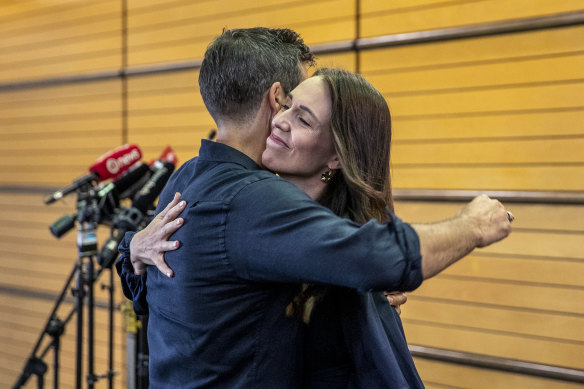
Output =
[
  {"x1": 360, "y1": 0, "x2": 584, "y2": 37},
  {"x1": 0, "y1": 79, "x2": 123, "y2": 186},
  {"x1": 0, "y1": 0, "x2": 122, "y2": 83},
  {"x1": 361, "y1": 25, "x2": 584, "y2": 191},
  {"x1": 126, "y1": 0, "x2": 356, "y2": 67},
  {"x1": 0, "y1": 2, "x2": 127, "y2": 387},
  {"x1": 0, "y1": 193, "x2": 126, "y2": 388},
  {"x1": 413, "y1": 358, "x2": 584, "y2": 389},
  {"x1": 394, "y1": 202, "x2": 584, "y2": 371},
  {"x1": 361, "y1": 2, "x2": 584, "y2": 385},
  {"x1": 0, "y1": 0, "x2": 583, "y2": 388}
]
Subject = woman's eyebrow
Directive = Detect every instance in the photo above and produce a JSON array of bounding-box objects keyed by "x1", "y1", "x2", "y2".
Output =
[{"x1": 288, "y1": 93, "x2": 320, "y2": 124}]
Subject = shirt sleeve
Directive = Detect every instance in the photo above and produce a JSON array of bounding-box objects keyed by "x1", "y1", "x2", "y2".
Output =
[
  {"x1": 115, "y1": 230, "x2": 149, "y2": 315},
  {"x1": 225, "y1": 177, "x2": 423, "y2": 292}
]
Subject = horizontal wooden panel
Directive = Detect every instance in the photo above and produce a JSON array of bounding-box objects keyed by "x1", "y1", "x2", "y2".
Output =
[
  {"x1": 365, "y1": 54, "x2": 584, "y2": 94},
  {"x1": 442, "y1": 254, "x2": 584, "y2": 288},
  {"x1": 128, "y1": 0, "x2": 341, "y2": 29},
  {"x1": 0, "y1": 19, "x2": 119, "y2": 55},
  {"x1": 403, "y1": 297, "x2": 584, "y2": 342},
  {"x1": 0, "y1": 35, "x2": 121, "y2": 68},
  {"x1": 0, "y1": 293, "x2": 121, "y2": 322},
  {"x1": 404, "y1": 320, "x2": 584, "y2": 370},
  {"x1": 0, "y1": 135, "x2": 121, "y2": 154},
  {"x1": 127, "y1": 0, "x2": 355, "y2": 66},
  {"x1": 395, "y1": 202, "x2": 584, "y2": 231},
  {"x1": 479, "y1": 229, "x2": 583, "y2": 259},
  {"x1": 128, "y1": 125, "x2": 208, "y2": 144},
  {"x1": 0, "y1": 236, "x2": 88, "y2": 260},
  {"x1": 0, "y1": 270, "x2": 122, "y2": 303},
  {"x1": 392, "y1": 165, "x2": 584, "y2": 191},
  {"x1": 392, "y1": 109, "x2": 584, "y2": 141},
  {"x1": 0, "y1": 79, "x2": 121, "y2": 103},
  {"x1": 127, "y1": 18, "x2": 355, "y2": 66},
  {"x1": 360, "y1": 0, "x2": 584, "y2": 37},
  {"x1": 388, "y1": 83, "x2": 584, "y2": 116},
  {"x1": 128, "y1": 91, "x2": 201, "y2": 111},
  {"x1": 0, "y1": 54, "x2": 121, "y2": 84},
  {"x1": 0, "y1": 0, "x2": 119, "y2": 34},
  {"x1": 128, "y1": 70, "x2": 199, "y2": 93},
  {"x1": 0, "y1": 316, "x2": 125, "y2": 351},
  {"x1": 128, "y1": 0, "x2": 353, "y2": 44},
  {"x1": 128, "y1": 110, "x2": 214, "y2": 129},
  {"x1": 0, "y1": 166, "x2": 123, "y2": 186},
  {"x1": 0, "y1": 80, "x2": 123, "y2": 187},
  {"x1": 412, "y1": 276, "x2": 584, "y2": 315},
  {"x1": 413, "y1": 357, "x2": 584, "y2": 389},
  {"x1": 0, "y1": 118, "x2": 121, "y2": 137},
  {"x1": 392, "y1": 138, "x2": 584, "y2": 165},
  {"x1": 1, "y1": 332, "x2": 124, "y2": 362},
  {"x1": 361, "y1": 25, "x2": 584, "y2": 74},
  {"x1": 0, "y1": 0, "x2": 121, "y2": 84},
  {"x1": 0, "y1": 112, "x2": 119, "y2": 127},
  {"x1": 2, "y1": 349, "x2": 124, "y2": 389}
]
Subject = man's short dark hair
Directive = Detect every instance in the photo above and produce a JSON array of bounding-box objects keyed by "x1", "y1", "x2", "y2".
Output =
[{"x1": 198, "y1": 27, "x2": 315, "y2": 123}]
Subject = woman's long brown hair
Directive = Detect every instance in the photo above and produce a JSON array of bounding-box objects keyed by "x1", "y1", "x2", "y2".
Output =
[{"x1": 286, "y1": 68, "x2": 394, "y2": 322}]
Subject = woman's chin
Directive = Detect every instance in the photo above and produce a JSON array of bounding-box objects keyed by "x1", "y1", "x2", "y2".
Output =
[{"x1": 260, "y1": 152, "x2": 276, "y2": 172}]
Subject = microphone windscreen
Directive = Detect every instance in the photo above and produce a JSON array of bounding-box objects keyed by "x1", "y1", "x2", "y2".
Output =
[
  {"x1": 132, "y1": 162, "x2": 175, "y2": 214},
  {"x1": 89, "y1": 144, "x2": 142, "y2": 181},
  {"x1": 112, "y1": 163, "x2": 151, "y2": 197}
]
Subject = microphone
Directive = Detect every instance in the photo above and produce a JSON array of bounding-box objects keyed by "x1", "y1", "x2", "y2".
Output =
[
  {"x1": 152, "y1": 145, "x2": 178, "y2": 166},
  {"x1": 98, "y1": 161, "x2": 176, "y2": 268},
  {"x1": 97, "y1": 163, "x2": 151, "y2": 203},
  {"x1": 132, "y1": 161, "x2": 175, "y2": 214},
  {"x1": 45, "y1": 144, "x2": 142, "y2": 204},
  {"x1": 89, "y1": 144, "x2": 142, "y2": 181}
]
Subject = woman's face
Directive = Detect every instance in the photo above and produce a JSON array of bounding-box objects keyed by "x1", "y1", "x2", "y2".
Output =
[{"x1": 262, "y1": 76, "x2": 337, "y2": 179}]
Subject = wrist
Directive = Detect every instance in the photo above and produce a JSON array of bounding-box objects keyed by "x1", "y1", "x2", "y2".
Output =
[{"x1": 456, "y1": 211, "x2": 482, "y2": 249}]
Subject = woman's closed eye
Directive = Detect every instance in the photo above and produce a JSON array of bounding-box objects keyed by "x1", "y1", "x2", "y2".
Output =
[
  {"x1": 276, "y1": 97, "x2": 312, "y2": 128},
  {"x1": 298, "y1": 116, "x2": 310, "y2": 127}
]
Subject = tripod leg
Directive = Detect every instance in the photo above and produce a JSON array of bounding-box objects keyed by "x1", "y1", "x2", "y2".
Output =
[
  {"x1": 109, "y1": 267, "x2": 115, "y2": 389},
  {"x1": 75, "y1": 258, "x2": 84, "y2": 389},
  {"x1": 53, "y1": 336, "x2": 59, "y2": 389},
  {"x1": 87, "y1": 257, "x2": 96, "y2": 388}
]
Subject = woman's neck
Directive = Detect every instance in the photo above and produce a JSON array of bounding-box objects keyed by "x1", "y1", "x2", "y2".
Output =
[{"x1": 279, "y1": 173, "x2": 326, "y2": 201}]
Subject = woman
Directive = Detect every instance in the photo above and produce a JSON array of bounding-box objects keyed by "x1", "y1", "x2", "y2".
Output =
[
  {"x1": 263, "y1": 68, "x2": 423, "y2": 388},
  {"x1": 121, "y1": 68, "x2": 424, "y2": 388}
]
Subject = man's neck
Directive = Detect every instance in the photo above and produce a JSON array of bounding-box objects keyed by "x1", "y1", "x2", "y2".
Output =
[
  {"x1": 215, "y1": 127, "x2": 266, "y2": 167},
  {"x1": 214, "y1": 109, "x2": 270, "y2": 167}
]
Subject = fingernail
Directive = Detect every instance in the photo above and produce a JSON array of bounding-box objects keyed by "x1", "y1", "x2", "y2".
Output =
[
  {"x1": 174, "y1": 241, "x2": 179, "y2": 248},
  {"x1": 166, "y1": 272, "x2": 171, "y2": 277},
  {"x1": 176, "y1": 219, "x2": 182, "y2": 225},
  {"x1": 179, "y1": 201, "x2": 186, "y2": 207}
]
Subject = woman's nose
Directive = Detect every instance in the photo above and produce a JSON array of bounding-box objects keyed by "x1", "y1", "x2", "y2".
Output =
[{"x1": 272, "y1": 113, "x2": 291, "y2": 132}]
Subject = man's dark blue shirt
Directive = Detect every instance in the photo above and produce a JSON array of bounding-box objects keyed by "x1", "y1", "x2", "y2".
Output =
[{"x1": 117, "y1": 140, "x2": 422, "y2": 388}]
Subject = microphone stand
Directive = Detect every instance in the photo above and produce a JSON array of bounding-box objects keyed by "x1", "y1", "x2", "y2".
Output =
[
  {"x1": 74, "y1": 184, "x2": 101, "y2": 389},
  {"x1": 12, "y1": 264, "x2": 77, "y2": 389},
  {"x1": 13, "y1": 183, "x2": 108, "y2": 389},
  {"x1": 97, "y1": 264, "x2": 117, "y2": 389},
  {"x1": 12, "y1": 260, "x2": 119, "y2": 389}
]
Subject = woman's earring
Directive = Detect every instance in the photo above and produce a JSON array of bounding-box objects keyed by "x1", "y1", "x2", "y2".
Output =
[{"x1": 321, "y1": 169, "x2": 334, "y2": 184}]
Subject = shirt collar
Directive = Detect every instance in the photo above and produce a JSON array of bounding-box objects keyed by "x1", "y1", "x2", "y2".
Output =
[{"x1": 198, "y1": 139, "x2": 262, "y2": 171}]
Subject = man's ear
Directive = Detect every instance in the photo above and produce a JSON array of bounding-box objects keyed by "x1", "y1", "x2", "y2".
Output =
[{"x1": 268, "y1": 82, "x2": 285, "y2": 115}]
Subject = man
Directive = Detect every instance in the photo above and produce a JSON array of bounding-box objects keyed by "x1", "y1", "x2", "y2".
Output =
[{"x1": 118, "y1": 27, "x2": 511, "y2": 387}]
